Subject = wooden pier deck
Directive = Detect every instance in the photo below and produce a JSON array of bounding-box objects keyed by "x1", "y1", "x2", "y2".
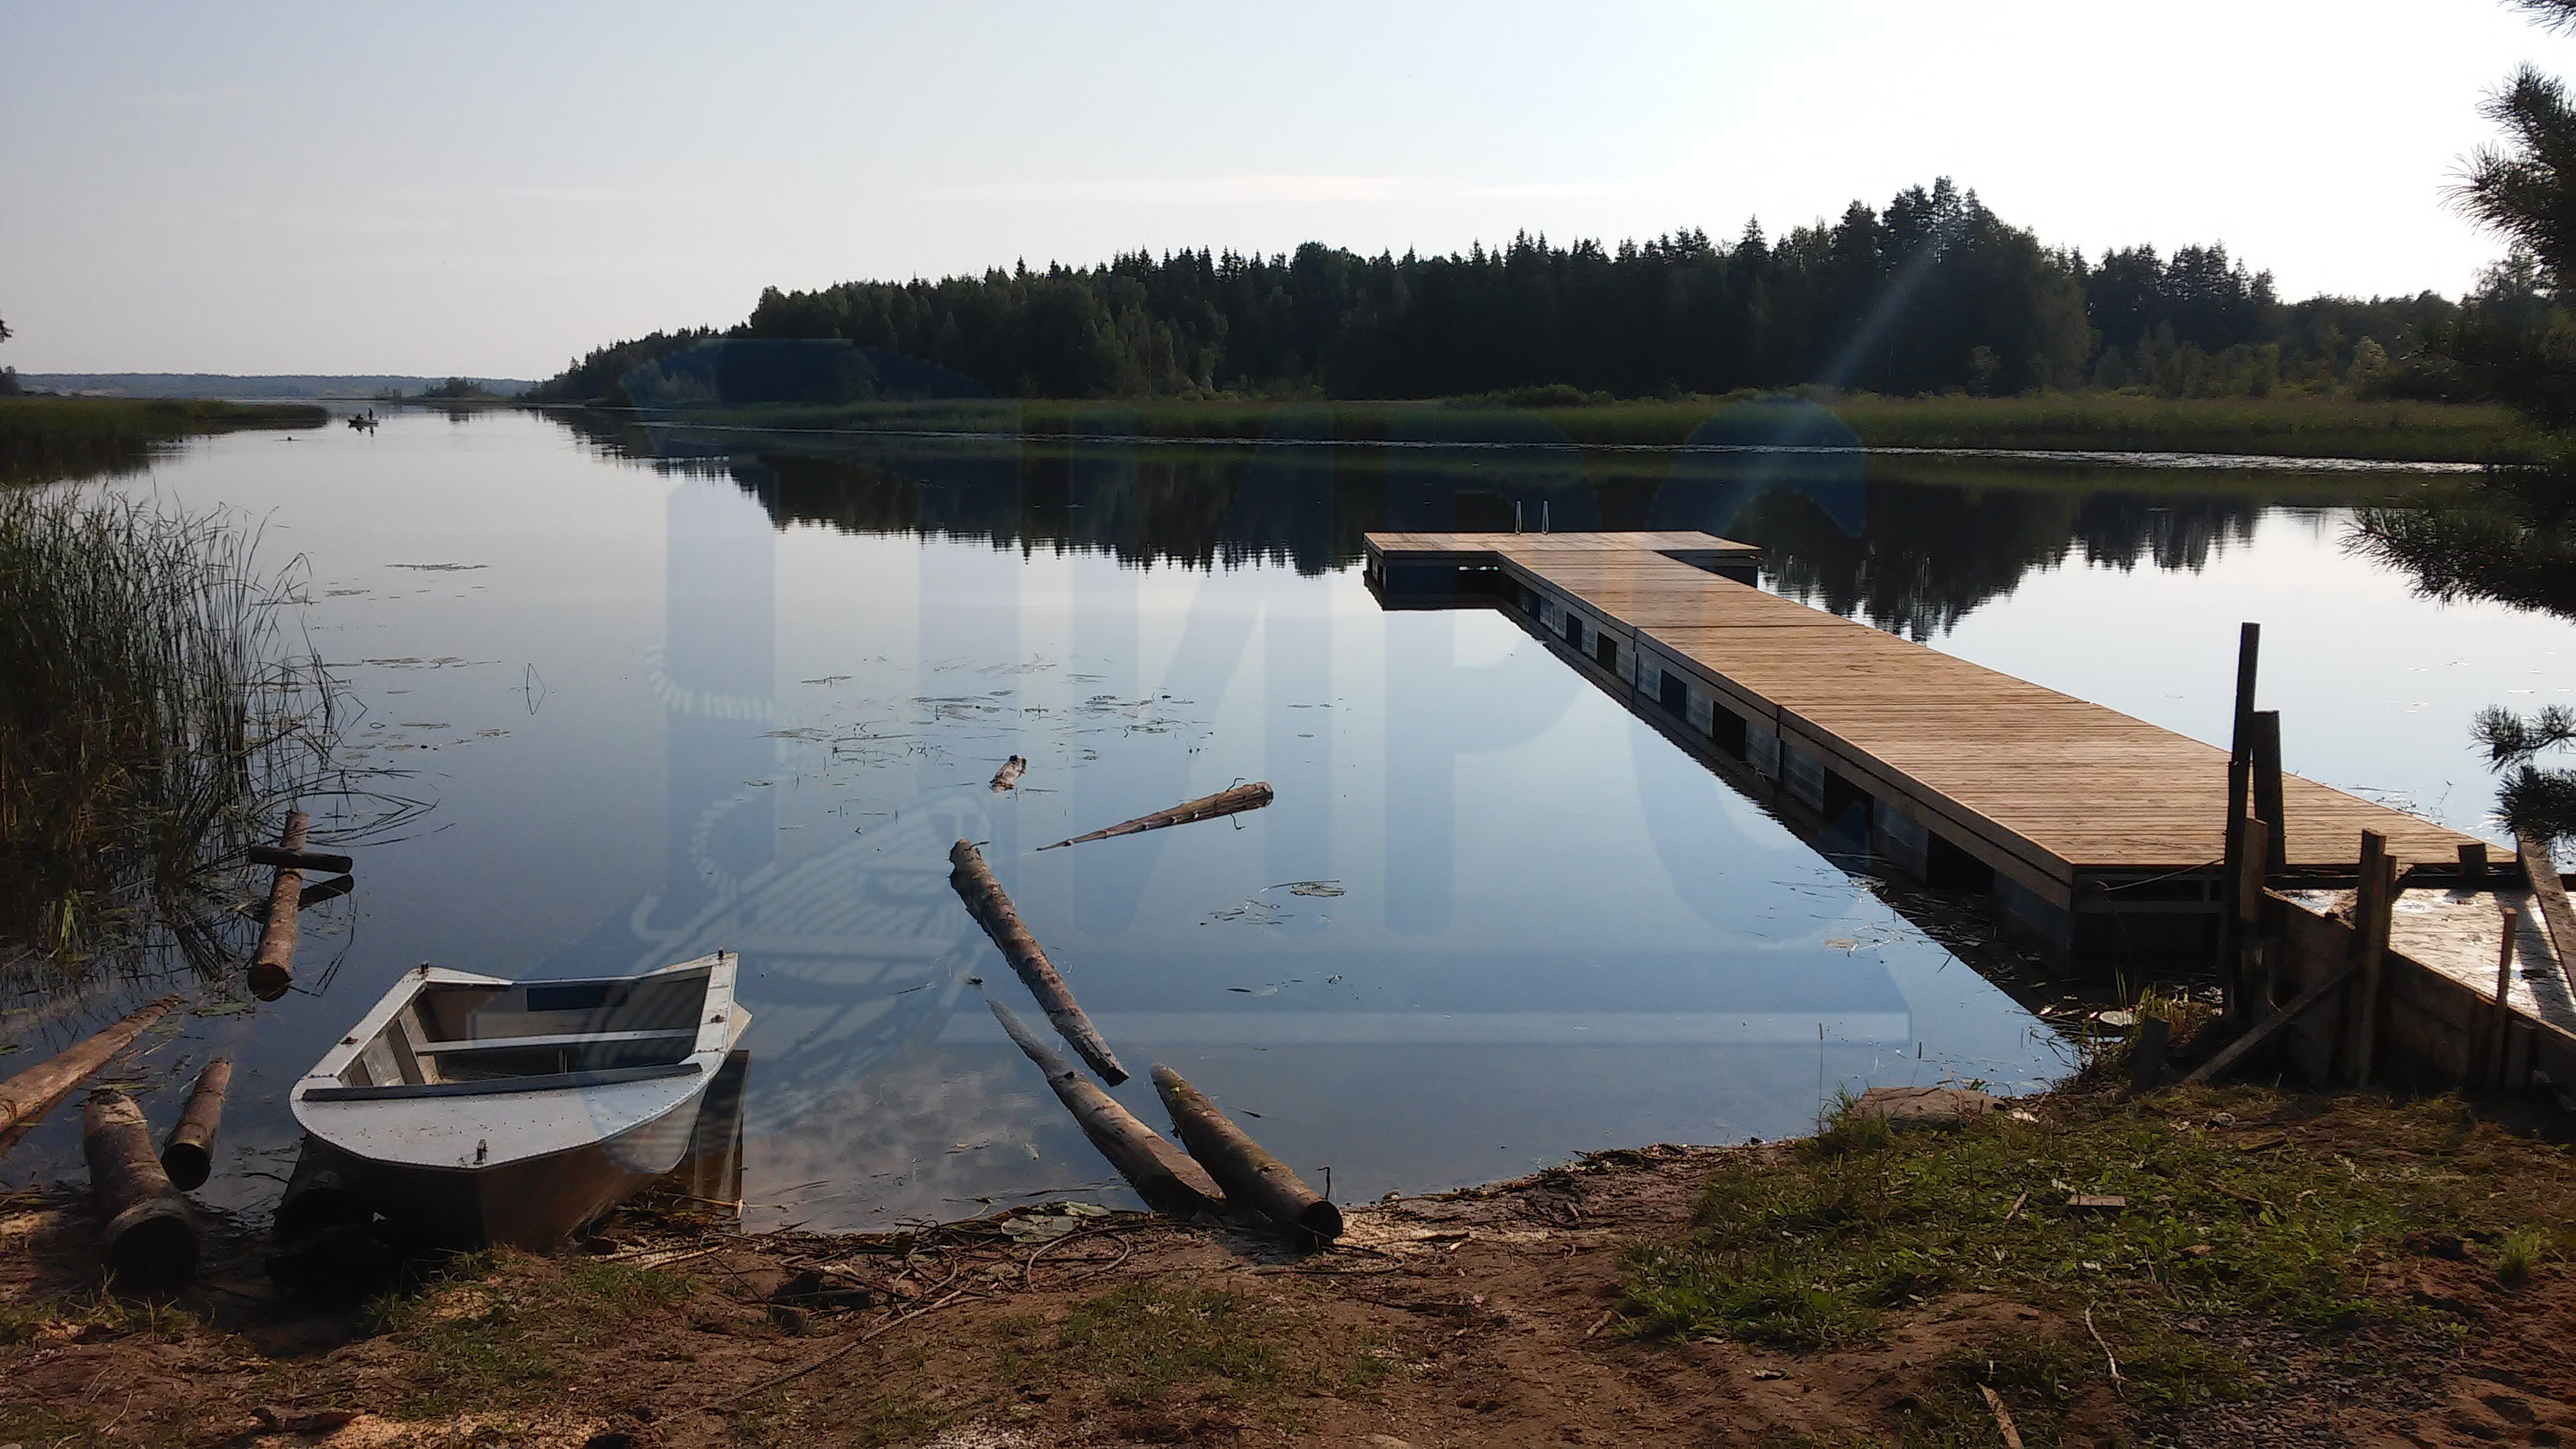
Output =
[{"x1": 1365, "y1": 530, "x2": 2490, "y2": 962}]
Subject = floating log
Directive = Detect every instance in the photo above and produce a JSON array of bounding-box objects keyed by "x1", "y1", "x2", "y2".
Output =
[
  {"x1": 298, "y1": 874, "x2": 355, "y2": 910},
  {"x1": 248, "y1": 845, "x2": 354, "y2": 874},
  {"x1": 1151, "y1": 1065, "x2": 1342, "y2": 1241},
  {"x1": 159, "y1": 1058, "x2": 233, "y2": 1191},
  {"x1": 987, "y1": 999, "x2": 1221, "y2": 1216},
  {"x1": 0, "y1": 994, "x2": 183, "y2": 1150},
  {"x1": 84, "y1": 1090, "x2": 198, "y2": 1286},
  {"x1": 245, "y1": 811, "x2": 309, "y2": 1002},
  {"x1": 990, "y1": 754, "x2": 1028, "y2": 792},
  {"x1": 1037, "y1": 782, "x2": 1274, "y2": 851},
  {"x1": 949, "y1": 841, "x2": 1125, "y2": 1084}
]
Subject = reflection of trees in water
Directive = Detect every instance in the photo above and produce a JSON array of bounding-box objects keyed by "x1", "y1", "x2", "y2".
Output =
[
  {"x1": 2352, "y1": 470, "x2": 2576, "y2": 621},
  {"x1": 548, "y1": 413, "x2": 2304, "y2": 638},
  {"x1": 1737, "y1": 477, "x2": 2263, "y2": 639}
]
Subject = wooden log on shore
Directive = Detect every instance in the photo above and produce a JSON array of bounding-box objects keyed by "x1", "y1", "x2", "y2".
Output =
[
  {"x1": 84, "y1": 1090, "x2": 198, "y2": 1286},
  {"x1": 949, "y1": 840, "x2": 1126, "y2": 1084},
  {"x1": 987, "y1": 999, "x2": 1222, "y2": 1217},
  {"x1": 245, "y1": 811, "x2": 309, "y2": 1002},
  {"x1": 0, "y1": 994, "x2": 183, "y2": 1152},
  {"x1": 1037, "y1": 782, "x2": 1274, "y2": 852},
  {"x1": 1151, "y1": 1065, "x2": 1342, "y2": 1241},
  {"x1": 990, "y1": 754, "x2": 1027, "y2": 792},
  {"x1": 159, "y1": 1058, "x2": 233, "y2": 1191}
]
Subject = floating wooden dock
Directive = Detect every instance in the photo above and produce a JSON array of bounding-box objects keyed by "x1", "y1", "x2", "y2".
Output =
[{"x1": 1365, "y1": 530, "x2": 2491, "y2": 964}]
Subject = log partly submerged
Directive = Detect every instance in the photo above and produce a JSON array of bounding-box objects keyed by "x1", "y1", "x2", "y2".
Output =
[
  {"x1": 159, "y1": 1058, "x2": 233, "y2": 1191},
  {"x1": 990, "y1": 754, "x2": 1028, "y2": 792},
  {"x1": 988, "y1": 999, "x2": 1222, "y2": 1216},
  {"x1": 0, "y1": 994, "x2": 184, "y2": 1153},
  {"x1": 1037, "y1": 782, "x2": 1273, "y2": 852},
  {"x1": 245, "y1": 811, "x2": 310, "y2": 1002},
  {"x1": 84, "y1": 1089, "x2": 199, "y2": 1286},
  {"x1": 1151, "y1": 1065, "x2": 1342, "y2": 1241},
  {"x1": 949, "y1": 840, "x2": 1125, "y2": 1084}
]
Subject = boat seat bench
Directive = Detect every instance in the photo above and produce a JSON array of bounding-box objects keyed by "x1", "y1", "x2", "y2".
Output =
[
  {"x1": 303, "y1": 1061, "x2": 704, "y2": 1103},
  {"x1": 411, "y1": 1028, "x2": 699, "y2": 1057}
]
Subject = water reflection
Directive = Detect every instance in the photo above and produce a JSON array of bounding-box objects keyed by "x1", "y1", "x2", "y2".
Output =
[
  {"x1": 17, "y1": 406, "x2": 2514, "y2": 1233},
  {"x1": 554, "y1": 407, "x2": 2362, "y2": 646}
]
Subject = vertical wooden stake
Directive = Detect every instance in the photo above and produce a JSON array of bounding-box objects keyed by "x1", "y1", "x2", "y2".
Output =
[
  {"x1": 246, "y1": 811, "x2": 309, "y2": 1002},
  {"x1": 2237, "y1": 814, "x2": 2271, "y2": 1020},
  {"x1": 2251, "y1": 711, "x2": 2288, "y2": 878},
  {"x1": 2216, "y1": 624, "x2": 2260, "y2": 1020},
  {"x1": 2491, "y1": 902, "x2": 2520, "y2": 1093},
  {"x1": 2346, "y1": 830, "x2": 2394, "y2": 1088},
  {"x1": 2518, "y1": 832, "x2": 2576, "y2": 1002}
]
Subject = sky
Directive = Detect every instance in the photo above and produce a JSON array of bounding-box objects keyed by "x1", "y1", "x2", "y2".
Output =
[{"x1": 0, "y1": 1, "x2": 2561, "y2": 377}]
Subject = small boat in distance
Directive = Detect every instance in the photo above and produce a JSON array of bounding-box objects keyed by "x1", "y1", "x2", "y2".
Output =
[{"x1": 287, "y1": 953, "x2": 749, "y2": 1249}]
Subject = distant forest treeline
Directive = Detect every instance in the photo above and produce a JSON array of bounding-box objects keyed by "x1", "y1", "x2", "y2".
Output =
[{"x1": 531, "y1": 178, "x2": 2495, "y2": 407}]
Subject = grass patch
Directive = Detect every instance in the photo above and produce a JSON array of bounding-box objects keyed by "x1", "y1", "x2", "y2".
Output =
[
  {"x1": 1622, "y1": 1085, "x2": 2563, "y2": 1419},
  {"x1": 1042, "y1": 1279, "x2": 1282, "y2": 1407},
  {"x1": 0, "y1": 1282, "x2": 198, "y2": 1346},
  {"x1": 0, "y1": 396, "x2": 325, "y2": 485},
  {"x1": 362, "y1": 1251, "x2": 695, "y2": 1418}
]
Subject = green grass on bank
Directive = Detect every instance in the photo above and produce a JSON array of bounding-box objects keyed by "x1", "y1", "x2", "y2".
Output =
[
  {"x1": 1619, "y1": 1083, "x2": 2567, "y2": 1443},
  {"x1": 0, "y1": 395, "x2": 328, "y2": 485},
  {"x1": 582, "y1": 391, "x2": 2535, "y2": 465}
]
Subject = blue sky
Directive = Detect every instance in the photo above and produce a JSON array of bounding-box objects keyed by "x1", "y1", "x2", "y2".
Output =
[{"x1": 0, "y1": 1, "x2": 2555, "y2": 375}]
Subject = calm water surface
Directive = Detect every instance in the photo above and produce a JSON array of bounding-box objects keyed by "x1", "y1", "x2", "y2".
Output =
[{"x1": 2, "y1": 409, "x2": 2563, "y2": 1230}]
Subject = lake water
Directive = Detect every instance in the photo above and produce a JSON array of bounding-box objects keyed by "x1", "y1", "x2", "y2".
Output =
[{"x1": 2, "y1": 406, "x2": 2564, "y2": 1230}]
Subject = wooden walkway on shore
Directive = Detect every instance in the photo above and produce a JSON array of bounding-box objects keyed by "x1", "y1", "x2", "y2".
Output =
[{"x1": 1365, "y1": 530, "x2": 2487, "y2": 957}]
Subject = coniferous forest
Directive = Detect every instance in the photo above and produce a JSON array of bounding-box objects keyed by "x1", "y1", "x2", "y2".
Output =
[{"x1": 532, "y1": 178, "x2": 2498, "y2": 407}]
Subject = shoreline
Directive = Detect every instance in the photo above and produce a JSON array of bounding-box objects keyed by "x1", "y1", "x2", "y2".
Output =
[
  {"x1": 9, "y1": 1076, "x2": 2576, "y2": 1445},
  {"x1": 531, "y1": 393, "x2": 2539, "y2": 467}
]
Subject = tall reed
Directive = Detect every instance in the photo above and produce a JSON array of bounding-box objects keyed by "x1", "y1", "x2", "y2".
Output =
[{"x1": 0, "y1": 488, "x2": 345, "y2": 989}]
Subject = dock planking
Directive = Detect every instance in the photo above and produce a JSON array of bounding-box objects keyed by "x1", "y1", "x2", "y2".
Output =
[{"x1": 1366, "y1": 530, "x2": 2488, "y2": 960}]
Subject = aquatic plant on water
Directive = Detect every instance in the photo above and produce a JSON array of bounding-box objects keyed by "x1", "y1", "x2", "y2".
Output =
[{"x1": 0, "y1": 487, "x2": 358, "y2": 991}]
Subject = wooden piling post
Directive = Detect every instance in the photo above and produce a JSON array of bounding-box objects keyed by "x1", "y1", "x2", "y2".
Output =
[
  {"x1": 2461, "y1": 842, "x2": 2491, "y2": 882},
  {"x1": 987, "y1": 1000, "x2": 1222, "y2": 1217},
  {"x1": 1151, "y1": 1065, "x2": 1342, "y2": 1240},
  {"x1": 2519, "y1": 832, "x2": 2576, "y2": 1002},
  {"x1": 2345, "y1": 830, "x2": 2394, "y2": 1088},
  {"x1": 949, "y1": 841, "x2": 1126, "y2": 1084},
  {"x1": 0, "y1": 994, "x2": 183, "y2": 1155},
  {"x1": 2491, "y1": 902, "x2": 2520, "y2": 1093},
  {"x1": 159, "y1": 1058, "x2": 232, "y2": 1192},
  {"x1": 2218, "y1": 624, "x2": 2260, "y2": 1019},
  {"x1": 2235, "y1": 814, "x2": 2271, "y2": 1020},
  {"x1": 2251, "y1": 712, "x2": 2288, "y2": 878},
  {"x1": 245, "y1": 811, "x2": 309, "y2": 1002},
  {"x1": 83, "y1": 1090, "x2": 198, "y2": 1286}
]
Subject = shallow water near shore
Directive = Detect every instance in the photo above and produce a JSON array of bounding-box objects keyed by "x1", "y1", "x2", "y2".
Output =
[{"x1": 2, "y1": 406, "x2": 2566, "y2": 1230}]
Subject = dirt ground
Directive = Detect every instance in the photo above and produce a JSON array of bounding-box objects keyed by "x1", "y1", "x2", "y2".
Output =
[{"x1": 6, "y1": 1086, "x2": 2576, "y2": 1448}]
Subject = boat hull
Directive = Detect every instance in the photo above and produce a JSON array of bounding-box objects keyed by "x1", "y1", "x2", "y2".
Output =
[{"x1": 293, "y1": 1075, "x2": 706, "y2": 1249}]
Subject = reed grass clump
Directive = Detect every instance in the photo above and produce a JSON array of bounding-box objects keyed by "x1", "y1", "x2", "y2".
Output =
[{"x1": 0, "y1": 488, "x2": 342, "y2": 984}]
